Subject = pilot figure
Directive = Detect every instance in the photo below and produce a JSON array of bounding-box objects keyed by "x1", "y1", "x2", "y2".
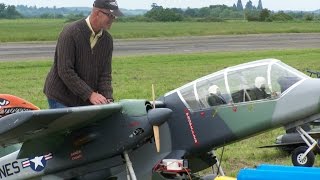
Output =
[
  {"x1": 251, "y1": 76, "x2": 270, "y2": 100},
  {"x1": 207, "y1": 85, "x2": 226, "y2": 106}
]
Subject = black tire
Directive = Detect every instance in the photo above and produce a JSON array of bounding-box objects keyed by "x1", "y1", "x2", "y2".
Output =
[{"x1": 291, "y1": 146, "x2": 315, "y2": 167}]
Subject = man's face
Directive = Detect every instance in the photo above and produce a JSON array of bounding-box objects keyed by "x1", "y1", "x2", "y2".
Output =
[{"x1": 98, "y1": 9, "x2": 116, "y2": 30}]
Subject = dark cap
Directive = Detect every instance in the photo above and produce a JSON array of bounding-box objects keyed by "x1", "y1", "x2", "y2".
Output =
[{"x1": 93, "y1": 0, "x2": 123, "y2": 17}]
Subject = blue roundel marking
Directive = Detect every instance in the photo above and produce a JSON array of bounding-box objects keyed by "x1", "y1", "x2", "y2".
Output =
[{"x1": 29, "y1": 156, "x2": 47, "y2": 172}]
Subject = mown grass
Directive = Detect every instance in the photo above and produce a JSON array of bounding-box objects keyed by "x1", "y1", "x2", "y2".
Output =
[
  {"x1": 0, "y1": 19, "x2": 65, "y2": 42},
  {"x1": 0, "y1": 49, "x2": 320, "y2": 176},
  {"x1": 1, "y1": 19, "x2": 320, "y2": 42}
]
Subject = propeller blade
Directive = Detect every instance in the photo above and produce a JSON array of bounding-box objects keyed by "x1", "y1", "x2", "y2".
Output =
[
  {"x1": 153, "y1": 126, "x2": 160, "y2": 152},
  {"x1": 151, "y1": 84, "x2": 160, "y2": 152}
]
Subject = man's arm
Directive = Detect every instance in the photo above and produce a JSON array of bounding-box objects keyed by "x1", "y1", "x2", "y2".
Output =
[{"x1": 98, "y1": 38, "x2": 113, "y2": 101}]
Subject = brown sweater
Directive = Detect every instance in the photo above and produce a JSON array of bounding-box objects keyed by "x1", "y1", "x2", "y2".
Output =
[{"x1": 44, "y1": 19, "x2": 113, "y2": 107}]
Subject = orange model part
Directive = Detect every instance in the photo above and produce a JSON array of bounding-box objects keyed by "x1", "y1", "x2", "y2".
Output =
[{"x1": 0, "y1": 94, "x2": 40, "y2": 118}]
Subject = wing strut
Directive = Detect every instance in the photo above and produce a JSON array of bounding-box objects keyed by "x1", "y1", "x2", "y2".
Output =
[{"x1": 123, "y1": 151, "x2": 137, "y2": 180}]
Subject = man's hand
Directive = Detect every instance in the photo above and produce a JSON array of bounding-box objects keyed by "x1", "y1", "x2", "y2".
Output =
[{"x1": 89, "y1": 92, "x2": 113, "y2": 105}]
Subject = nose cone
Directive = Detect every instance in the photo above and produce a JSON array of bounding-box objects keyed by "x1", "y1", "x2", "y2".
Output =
[{"x1": 148, "y1": 108, "x2": 172, "y2": 126}]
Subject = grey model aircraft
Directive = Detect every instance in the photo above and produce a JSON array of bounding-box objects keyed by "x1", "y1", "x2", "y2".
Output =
[
  {"x1": 259, "y1": 120, "x2": 320, "y2": 167},
  {"x1": 0, "y1": 59, "x2": 320, "y2": 180},
  {"x1": 259, "y1": 70, "x2": 320, "y2": 167}
]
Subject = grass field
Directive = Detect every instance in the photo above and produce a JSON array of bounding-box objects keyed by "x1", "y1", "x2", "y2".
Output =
[
  {"x1": 1, "y1": 48, "x2": 320, "y2": 176},
  {"x1": 1, "y1": 19, "x2": 320, "y2": 42}
]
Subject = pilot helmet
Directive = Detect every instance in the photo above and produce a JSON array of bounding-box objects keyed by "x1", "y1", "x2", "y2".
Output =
[
  {"x1": 255, "y1": 76, "x2": 266, "y2": 89},
  {"x1": 208, "y1": 85, "x2": 220, "y2": 95}
]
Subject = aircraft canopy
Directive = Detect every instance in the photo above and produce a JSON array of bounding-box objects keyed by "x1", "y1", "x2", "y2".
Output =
[{"x1": 171, "y1": 59, "x2": 309, "y2": 111}]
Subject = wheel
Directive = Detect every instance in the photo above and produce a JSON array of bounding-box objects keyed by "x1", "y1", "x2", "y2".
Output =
[{"x1": 291, "y1": 146, "x2": 315, "y2": 167}]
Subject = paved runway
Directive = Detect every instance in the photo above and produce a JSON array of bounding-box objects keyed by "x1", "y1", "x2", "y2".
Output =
[{"x1": 0, "y1": 33, "x2": 319, "y2": 61}]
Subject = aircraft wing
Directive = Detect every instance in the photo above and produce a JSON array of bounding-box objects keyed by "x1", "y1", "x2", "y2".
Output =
[
  {"x1": 259, "y1": 131, "x2": 320, "y2": 149},
  {"x1": 0, "y1": 104, "x2": 122, "y2": 157},
  {"x1": 309, "y1": 131, "x2": 320, "y2": 139},
  {"x1": 258, "y1": 142, "x2": 306, "y2": 149}
]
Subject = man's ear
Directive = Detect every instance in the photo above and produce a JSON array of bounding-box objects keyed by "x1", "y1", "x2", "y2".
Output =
[{"x1": 93, "y1": 9, "x2": 100, "y2": 17}]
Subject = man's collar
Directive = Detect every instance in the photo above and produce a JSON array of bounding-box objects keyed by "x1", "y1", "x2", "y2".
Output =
[{"x1": 85, "y1": 16, "x2": 103, "y2": 37}]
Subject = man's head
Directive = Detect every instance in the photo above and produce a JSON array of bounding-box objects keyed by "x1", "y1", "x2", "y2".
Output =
[
  {"x1": 90, "y1": 0, "x2": 123, "y2": 30},
  {"x1": 93, "y1": 0, "x2": 123, "y2": 17}
]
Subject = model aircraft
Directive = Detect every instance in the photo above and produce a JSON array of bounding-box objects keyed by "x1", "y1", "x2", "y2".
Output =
[
  {"x1": 259, "y1": 120, "x2": 320, "y2": 167},
  {"x1": 0, "y1": 58, "x2": 319, "y2": 180},
  {"x1": 259, "y1": 70, "x2": 320, "y2": 167}
]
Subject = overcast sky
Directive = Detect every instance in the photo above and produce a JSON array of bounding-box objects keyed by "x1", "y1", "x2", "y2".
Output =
[{"x1": 2, "y1": 0, "x2": 320, "y2": 11}]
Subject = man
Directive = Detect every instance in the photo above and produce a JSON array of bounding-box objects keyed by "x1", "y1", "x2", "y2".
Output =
[
  {"x1": 44, "y1": 0, "x2": 122, "y2": 108},
  {"x1": 207, "y1": 85, "x2": 226, "y2": 106},
  {"x1": 250, "y1": 76, "x2": 270, "y2": 100}
]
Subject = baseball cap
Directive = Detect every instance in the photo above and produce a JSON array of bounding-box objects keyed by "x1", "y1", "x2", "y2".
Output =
[{"x1": 93, "y1": 0, "x2": 123, "y2": 17}]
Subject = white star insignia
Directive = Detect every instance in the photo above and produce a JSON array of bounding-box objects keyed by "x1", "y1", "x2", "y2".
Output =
[{"x1": 30, "y1": 156, "x2": 44, "y2": 169}]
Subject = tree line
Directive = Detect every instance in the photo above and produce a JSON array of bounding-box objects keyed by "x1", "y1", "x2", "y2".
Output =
[
  {"x1": 0, "y1": 0, "x2": 319, "y2": 22},
  {"x1": 138, "y1": 0, "x2": 318, "y2": 22},
  {"x1": 0, "y1": 3, "x2": 90, "y2": 20},
  {"x1": 0, "y1": 3, "x2": 22, "y2": 19}
]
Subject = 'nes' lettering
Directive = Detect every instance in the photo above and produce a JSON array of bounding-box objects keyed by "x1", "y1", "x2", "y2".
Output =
[{"x1": 0, "y1": 161, "x2": 20, "y2": 179}]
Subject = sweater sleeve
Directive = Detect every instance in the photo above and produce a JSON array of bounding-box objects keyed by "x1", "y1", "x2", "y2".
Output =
[
  {"x1": 56, "y1": 28, "x2": 93, "y2": 101},
  {"x1": 98, "y1": 37, "x2": 113, "y2": 99}
]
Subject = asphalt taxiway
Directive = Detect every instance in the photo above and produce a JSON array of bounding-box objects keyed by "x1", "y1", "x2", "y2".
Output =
[{"x1": 0, "y1": 33, "x2": 319, "y2": 61}]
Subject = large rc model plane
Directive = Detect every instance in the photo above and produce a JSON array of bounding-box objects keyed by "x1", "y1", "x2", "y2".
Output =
[{"x1": 0, "y1": 59, "x2": 319, "y2": 180}]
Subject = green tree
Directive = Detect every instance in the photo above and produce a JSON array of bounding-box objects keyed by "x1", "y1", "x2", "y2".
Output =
[
  {"x1": 237, "y1": 0, "x2": 243, "y2": 11},
  {"x1": 245, "y1": 10, "x2": 260, "y2": 21},
  {"x1": 145, "y1": 6, "x2": 183, "y2": 21},
  {"x1": 304, "y1": 14, "x2": 314, "y2": 21},
  {"x1": 171, "y1": 8, "x2": 184, "y2": 15},
  {"x1": 287, "y1": 11, "x2": 304, "y2": 19},
  {"x1": 198, "y1": 7, "x2": 211, "y2": 17},
  {"x1": 257, "y1": 0, "x2": 263, "y2": 10},
  {"x1": 232, "y1": 4, "x2": 237, "y2": 10},
  {"x1": 6, "y1": 5, "x2": 22, "y2": 19},
  {"x1": 162, "y1": 8, "x2": 183, "y2": 21},
  {"x1": 271, "y1": 11, "x2": 293, "y2": 21},
  {"x1": 184, "y1": 7, "x2": 198, "y2": 17},
  {"x1": 245, "y1": 0, "x2": 253, "y2": 10},
  {"x1": 145, "y1": 5, "x2": 163, "y2": 20},
  {"x1": 259, "y1": 8, "x2": 271, "y2": 21},
  {"x1": 151, "y1": 3, "x2": 158, "y2": 9},
  {"x1": 0, "y1": 3, "x2": 6, "y2": 18}
]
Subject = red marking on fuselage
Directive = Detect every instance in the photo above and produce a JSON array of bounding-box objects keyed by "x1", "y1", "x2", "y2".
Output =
[
  {"x1": 129, "y1": 121, "x2": 140, "y2": 127},
  {"x1": 70, "y1": 150, "x2": 83, "y2": 160},
  {"x1": 200, "y1": 111, "x2": 205, "y2": 118},
  {"x1": 184, "y1": 109, "x2": 199, "y2": 144},
  {"x1": 232, "y1": 106, "x2": 237, "y2": 112}
]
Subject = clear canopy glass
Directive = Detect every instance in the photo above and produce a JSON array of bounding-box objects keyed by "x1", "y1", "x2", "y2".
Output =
[{"x1": 173, "y1": 59, "x2": 309, "y2": 111}]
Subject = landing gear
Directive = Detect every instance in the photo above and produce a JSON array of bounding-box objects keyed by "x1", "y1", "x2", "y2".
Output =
[
  {"x1": 291, "y1": 146, "x2": 315, "y2": 167},
  {"x1": 291, "y1": 127, "x2": 318, "y2": 167},
  {"x1": 209, "y1": 150, "x2": 225, "y2": 176},
  {"x1": 123, "y1": 151, "x2": 137, "y2": 180}
]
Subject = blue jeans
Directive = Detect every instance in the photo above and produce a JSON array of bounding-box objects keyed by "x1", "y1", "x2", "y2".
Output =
[{"x1": 48, "y1": 99, "x2": 68, "y2": 109}]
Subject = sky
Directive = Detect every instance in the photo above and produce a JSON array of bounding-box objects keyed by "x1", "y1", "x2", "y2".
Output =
[{"x1": 1, "y1": 0, "x2": 320, "y2": 11}]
